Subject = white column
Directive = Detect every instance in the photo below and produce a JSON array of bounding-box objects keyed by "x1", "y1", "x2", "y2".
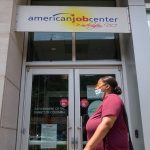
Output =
[
  {"x1": 129, "y1": 5, "x2": 150, "y2": 150},
  {"x1": 128, "y1": 0, "x2": 145, "y2": 5},
  {"x1": 0, "y1": 0, "x2": 26, "y2": 150}
]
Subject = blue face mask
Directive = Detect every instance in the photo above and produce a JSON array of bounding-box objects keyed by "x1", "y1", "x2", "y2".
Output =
[{"x1": 95, "y1": 89, "x2": 105, "y2": 99}]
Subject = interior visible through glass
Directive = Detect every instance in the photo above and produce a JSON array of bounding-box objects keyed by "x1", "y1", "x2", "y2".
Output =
[
  {"x1": 27, "y1": 32, "x2": 120, "y2": 61},
  {"x1": 147, "y1": 11, "x2": 150, "y2": 32},
  {"x1": 145, "y1": 0, "x2": 150, "y2": 3},
  {"x1": 31, "y1": 0, "x2": 116, "y2": 7},
  {"x1": 29, "y1": 75, "x2": 68, "y2": 150},
  {"x1": 76, "y1": 33, "x2": 120, "y2": 60},
  {"x1": 27, "y1": 32, "x2": 72, "y2": 61}
]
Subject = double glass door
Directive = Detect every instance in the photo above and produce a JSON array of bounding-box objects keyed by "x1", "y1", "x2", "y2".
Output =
[{"x1": 22, "y1": 68, "x2": 121, "y2": 150}]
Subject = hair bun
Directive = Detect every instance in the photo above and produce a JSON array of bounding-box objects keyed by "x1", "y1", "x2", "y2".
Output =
[
  {"x1": 114, "y1": 86, "x2": 122, "y2": 95},
  {"x1": 100, "y1": 76, "x2": 122, "y2": 95}
]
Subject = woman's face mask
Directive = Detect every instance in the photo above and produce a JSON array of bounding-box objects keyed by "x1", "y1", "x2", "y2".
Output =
[
  {"x1": 95, "y1": 88, "x2": 105, "y2": 100},
  {"x1": 95, "y1": 80, "x2": 106, "y2": 100}
]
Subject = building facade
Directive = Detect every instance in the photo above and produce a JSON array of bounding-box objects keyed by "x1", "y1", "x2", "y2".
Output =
[{"x1": 0, "y1": 0, "x2": 150, "y2": 150}]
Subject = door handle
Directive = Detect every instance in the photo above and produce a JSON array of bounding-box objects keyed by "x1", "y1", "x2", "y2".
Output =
[
  {"x1": 71, "y1": 137, "x2": 74, "y2": 149},
  {"x1": 75, "y1": 137, "x2": 78, "y2": 149},
  {"x1": 77, "y1": 116, "x2": 82, "y2": 130},
  {"x1": 68, "y1": 126, "x2": 72, "y2": 129},
  {"x1": 21, "y1": 128, "x2": 26, "y2": 134},
  {"x1": 67, "y1": 116, "x2": 72, "y2": 129},
  {"x1": 67, "y1": 116, "x2": 73, "y2": 150},
  {"x1": 76, "y1": 116, "x2": 83, "y2": 149},
  {"x1": 77, "y1": 127, "x2": 81, "y2": 129}
]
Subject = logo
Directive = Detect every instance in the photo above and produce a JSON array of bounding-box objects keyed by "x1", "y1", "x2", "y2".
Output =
[
  {"x1": 80, "y1": 99, "x2": 89, "y2": 108},
  {"x1": 28, "y1": 8, "x2": 118, "y2": 30},
  {"x1": 60, "y1": 98, "x2": 68, "y2": 108}
]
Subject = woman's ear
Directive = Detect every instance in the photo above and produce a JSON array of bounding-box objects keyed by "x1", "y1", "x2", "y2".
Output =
[{"x1": 105, "y1": 84, "x2": 111, "y2": 90}]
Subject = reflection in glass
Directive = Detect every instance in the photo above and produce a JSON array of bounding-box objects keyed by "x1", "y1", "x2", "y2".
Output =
[
  {"x1": 80, "y1": 74, "x2": 115, "y2": 148},
  {"x1": 27, "y1": 32, "x2": 72, "y2": 61},
  {"x1": 29, "y1": 75, "x2": 68, "y2": 150},
  {"x1": 147, "y1": 11, "x2": 150, "y2": 32},
  {"x1": 31, "y1": 0, "x2": 116, "y2": 7},
  {"x1": 76, "y1": 33, "x2": 121, "y2": 60},
  {"x1": 27, "y1": 31, "x2": 121, "y2": 61}
]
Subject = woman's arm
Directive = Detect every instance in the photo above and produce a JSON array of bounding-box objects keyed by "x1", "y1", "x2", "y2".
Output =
[{"x1": 83, "y1": 116, "x2": 117, "y2": 150}]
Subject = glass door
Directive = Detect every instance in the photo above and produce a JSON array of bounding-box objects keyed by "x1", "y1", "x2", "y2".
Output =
[
  {"x1": 74, "y1": 69, "x2": 122, "y2": 149},
  {"x1": 22, "y1": 68, "x2": 122, "y2": 150},
  {"x1": 22, "y1": 69, "x2": 74, "y2": 150}
]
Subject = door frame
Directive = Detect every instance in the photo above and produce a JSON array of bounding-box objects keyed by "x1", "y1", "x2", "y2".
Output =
[
  {"x1": 74, "y1": 68, "x2": 122, "y2": 150},
  {"x1": 18, "y1": 66, "x2": 123, "y2": 150},
  {"x1": 22, "y1": 69, "x2": 75, "y2": 150}
]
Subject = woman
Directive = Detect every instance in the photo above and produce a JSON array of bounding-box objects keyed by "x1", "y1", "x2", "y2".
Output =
[{"x1": 84, "y1": 76, "x2": 129, "y2": 150}]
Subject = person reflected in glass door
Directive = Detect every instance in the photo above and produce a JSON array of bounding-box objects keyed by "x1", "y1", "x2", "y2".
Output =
[{"x1": 84, "y1": 76, "x2": 129, "y2": 150}]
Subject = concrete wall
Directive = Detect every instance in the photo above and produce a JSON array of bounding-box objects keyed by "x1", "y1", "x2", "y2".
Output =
[
  {"x1": 118, "y1": 1, "x2": 144, "y2": 150},
  {"x1": 120, "y1": 33, "x2": 145, "y2": 150},
  {"x1": 0, "y1": 0, "x2": 26, "y2": 149},
  {"x1": 118, "y1": 0, "x2": 150, "y2": 149},
  {"x1": 129, "y1": 3, "x2": 150, "y2": 150},
  {"x1": 121, "y1": 0, "x2": 150, "y2": 149}
]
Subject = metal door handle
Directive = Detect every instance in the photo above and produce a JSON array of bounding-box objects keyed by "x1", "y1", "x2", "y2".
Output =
[
  {"x1": 75, "y1": 137, "x2": 78, "y2": 149},
  {"x1": 67, "y1": 116, "x2": 72, "y2": 130},
  {"x1": 76, "y1": 116, "x2": 83, "y2": 149},
  {"x1": 77, "y1": 116, "x2": 82, "y2": 130},
  {"x1": 67, "y1": 116, "x2": 73, "y2": 150},
  {"x1": 71, "y1": 137, "x2": 74, "y2": 148},
  {"x1": 68, "y1": 126, "x2": 72, "y2": 129},
  {"x1": 21, "y1": 128, "x2": 26, "y2": 134}
]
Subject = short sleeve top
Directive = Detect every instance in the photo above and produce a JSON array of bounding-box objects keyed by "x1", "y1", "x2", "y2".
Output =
[{"x1": 86, "y1": 94, "x2": 129, "y2": 150}]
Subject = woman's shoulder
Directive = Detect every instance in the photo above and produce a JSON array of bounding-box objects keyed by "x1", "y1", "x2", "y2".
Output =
[
  {"x1": 105, "y1": 94, "x2": 123, "y2": 104},
  {"x1": 107, "y1": 93, "x2": 121, "y2": 98}
]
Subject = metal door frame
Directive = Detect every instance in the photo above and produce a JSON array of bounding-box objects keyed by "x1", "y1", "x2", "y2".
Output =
[
  {"x1": 21, "y1": 67, "x2": 122, "y2": 150},
  {"x1": 74, "y1": 68, "x2": 122, "y2": 150},
  {"x1": 22, "y1": 68, "x2": 75, "y2": 150}
]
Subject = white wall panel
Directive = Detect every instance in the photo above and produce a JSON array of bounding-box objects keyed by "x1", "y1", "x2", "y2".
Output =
[
  {"x1": 129, "y1": 5, "x2": 150, "y2": 150},
  {"x1": 120, "y1": 33, "x2": 145, "y2": 150},
  {"x1": 128, "y1": 0, "x2": 145, "y2": 5},
  {"x1": 0, "y1": 128, "x2": 16, "y2": 150},
  {"x1": 1, "y1": 79, "x2": 20, "y2": 129}
]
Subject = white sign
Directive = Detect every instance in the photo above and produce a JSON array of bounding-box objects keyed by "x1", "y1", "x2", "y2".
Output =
[
  {"x1": 16, "y1": 6, "x2": 130, "y2": 33},
  {"x1": 87, "y1": 85, "x2": 97, "y2": 99},
  {"x1": 41, "y1": 124, "x2": 57, "y2": 149}
]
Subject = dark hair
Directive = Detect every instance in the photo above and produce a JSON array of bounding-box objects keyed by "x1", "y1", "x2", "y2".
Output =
[{"x1": 100, "y1": 76, "x2": 122, "y2": 95}]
